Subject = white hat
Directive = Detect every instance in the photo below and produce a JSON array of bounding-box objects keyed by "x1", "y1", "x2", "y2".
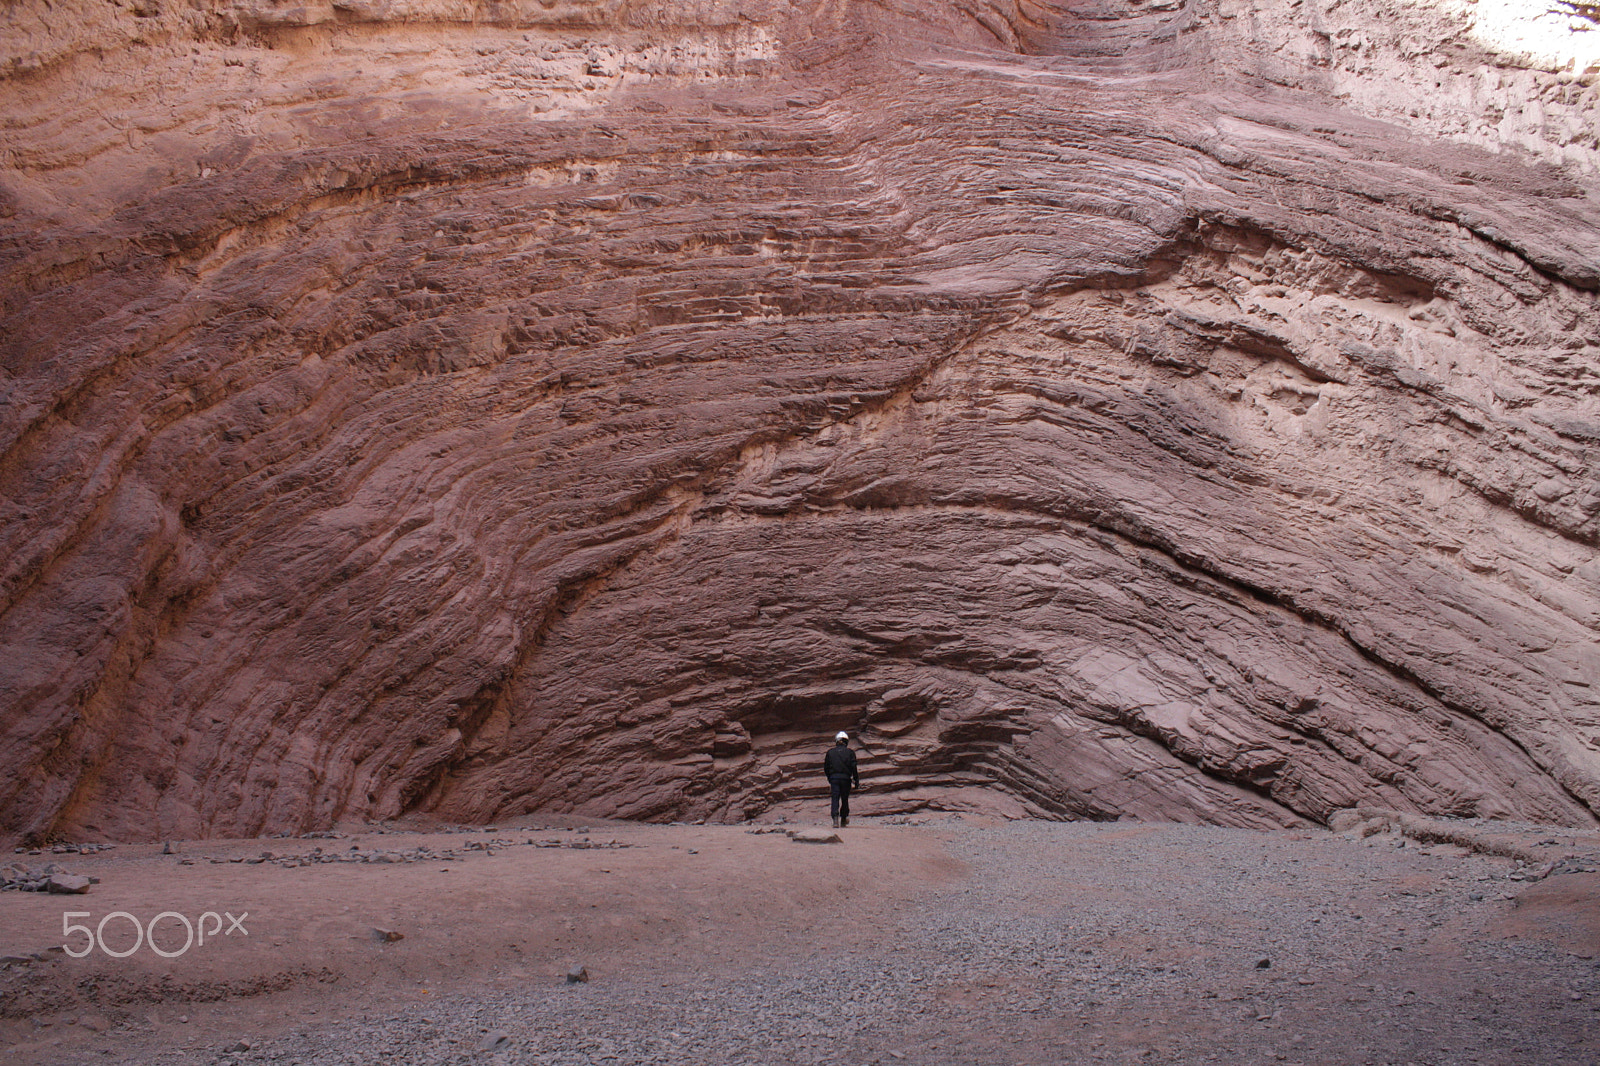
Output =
[{"x1": 835, "y1": 731, "x2": 849, "y2": 742}]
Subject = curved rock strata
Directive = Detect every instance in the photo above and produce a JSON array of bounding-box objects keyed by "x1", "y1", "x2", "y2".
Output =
[{"x1": 1, "y1": 0, "x2": 1597, "y2": 840}]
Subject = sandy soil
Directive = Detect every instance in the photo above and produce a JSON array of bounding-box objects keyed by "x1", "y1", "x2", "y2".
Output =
[
  {"x1": 1, "y1": 814, "x2": 1596, "y2": 1065},
  {"x1": 1, "y1": 814, "x2": 960, "y2": 1060}
]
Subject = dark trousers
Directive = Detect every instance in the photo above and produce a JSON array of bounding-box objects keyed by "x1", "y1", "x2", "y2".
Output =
[{"x1": 829, "y1": 776, "x2": 853, "y2": 821}]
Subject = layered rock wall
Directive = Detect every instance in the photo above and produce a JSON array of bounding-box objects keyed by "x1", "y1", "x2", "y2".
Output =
[{"x1": 2, "y1": 0, "x2": 1597, "y2": 840}]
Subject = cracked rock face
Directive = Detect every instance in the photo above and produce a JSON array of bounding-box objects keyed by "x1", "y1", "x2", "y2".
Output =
[{"x1": 1, "y1": 0, "x2": 1598, "y2": 841}]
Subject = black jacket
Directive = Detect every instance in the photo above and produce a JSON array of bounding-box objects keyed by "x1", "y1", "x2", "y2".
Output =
[{"x1": 823, "y1": 743, "x2": 858, "y2": 786}]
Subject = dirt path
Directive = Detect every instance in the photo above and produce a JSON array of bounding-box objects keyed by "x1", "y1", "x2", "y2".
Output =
[{"x1": 2, "y1": 815, "x2": 1596, "y2": 1064}]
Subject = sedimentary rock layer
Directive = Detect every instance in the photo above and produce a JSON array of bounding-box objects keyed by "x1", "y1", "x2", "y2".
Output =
[{"x1": 1, "y1": 1, "x2": 1597, "y2": 841}]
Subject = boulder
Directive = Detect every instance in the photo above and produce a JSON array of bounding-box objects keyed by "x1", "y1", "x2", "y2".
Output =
[
  {"x1": 788, "y1": 829, "x2": 843, "y2": 845},
  {"x1": 45, "y1": 874, "x2": 91, "y2": 894}
]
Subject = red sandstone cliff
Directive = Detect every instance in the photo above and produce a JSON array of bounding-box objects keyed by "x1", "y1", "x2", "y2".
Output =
[{"x1": 1, "y1": 0, "x2": 1597, "y2": 841}]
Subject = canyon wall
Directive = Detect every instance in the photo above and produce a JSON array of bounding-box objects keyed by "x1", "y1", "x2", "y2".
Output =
[{"x1": 1, "y1": 0, "x2": 1597, "y2": 841}]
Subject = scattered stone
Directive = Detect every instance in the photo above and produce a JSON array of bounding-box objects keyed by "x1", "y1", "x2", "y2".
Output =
[
  {"x1": 0, "y1": 863, "x2": 46, "y2": 891},
  {"x1": 372, "y1": 928, "x2": 404, "y2": 943},
  {"x1": 1255, "y1": 958, "x2": 1272, "y2": 969},
  {"x1": 567, "y1": 964, "x2": 590, "y2": 984},
  {"x1": 46, "y1": 843, "x2": 115, "y2": 855},
  {"x1": 478, "y1": 1029, "x2": 511, "y2": 1050},
  {"x1": 226, "y1": 1040, "x2": 252, "y2": 1053}
]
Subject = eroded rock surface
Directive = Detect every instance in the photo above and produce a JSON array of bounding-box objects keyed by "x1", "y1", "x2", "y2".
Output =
[{"x1": 1, "y1": 0, "x2": 1597, "y2": 841}]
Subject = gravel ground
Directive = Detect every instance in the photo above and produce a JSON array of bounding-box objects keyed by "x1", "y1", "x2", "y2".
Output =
[{"x1": 26, "y1": 819, "x2": 1600, "y2": 1066}]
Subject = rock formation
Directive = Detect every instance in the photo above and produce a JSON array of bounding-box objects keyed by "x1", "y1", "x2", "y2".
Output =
[{"x1": 1, "y1": 0, "x2": 1597, "y2": 842}]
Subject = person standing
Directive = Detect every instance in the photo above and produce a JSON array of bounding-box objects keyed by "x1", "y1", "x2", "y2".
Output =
[{"x1": 823, "y1": 731, "x2": 860, "y2": 828}]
